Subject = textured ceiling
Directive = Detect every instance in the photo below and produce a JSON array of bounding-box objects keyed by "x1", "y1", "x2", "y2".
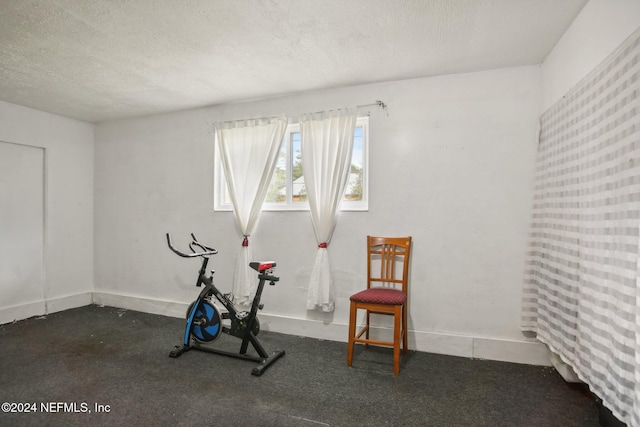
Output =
[{"x1": 0, "y1": 0, "x2": 589, "y2": 123}]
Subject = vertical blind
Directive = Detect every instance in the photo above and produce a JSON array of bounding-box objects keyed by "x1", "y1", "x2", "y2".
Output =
[{"x1": 522, "y1": 28, "x2": 640, "y2": 425}]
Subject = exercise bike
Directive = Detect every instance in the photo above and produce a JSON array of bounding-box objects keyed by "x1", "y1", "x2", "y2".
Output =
[{"x1": 166, "y1": 233, "x2": 285, "y2": 376}]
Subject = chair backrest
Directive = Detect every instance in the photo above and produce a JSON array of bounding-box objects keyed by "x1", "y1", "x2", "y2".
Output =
[{"x1": 367, "y1": 236, "x2": 412, "y2": 293}]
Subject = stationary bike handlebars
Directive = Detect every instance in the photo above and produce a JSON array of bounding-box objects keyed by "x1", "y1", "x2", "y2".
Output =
[{"x1": 166, "y1": 233, "x2": 218, "y2": 258}]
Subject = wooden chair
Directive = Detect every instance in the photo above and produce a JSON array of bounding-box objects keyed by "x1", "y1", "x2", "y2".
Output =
[{"x1": 347, "y1": 236, "x2": 412, "y2": 375}]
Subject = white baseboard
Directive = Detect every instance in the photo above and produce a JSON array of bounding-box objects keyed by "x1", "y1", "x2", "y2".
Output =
[
  {"x1": 91, "y1": 292, "x2": 551, "y2": 366},
  {"x1": 0, "y1": 292, "x2": 92, "y2": 325},
  {"x1": 47, "y1": 292, "x2": 93, "y2": 314},
  {"x1": 473, "y1": 335, "x2": 551, "y2": 366},
  {"x1": 260, "y1": 313, "x2": 550, "y2": 366},
  {"x1": 92, "y1": 292, "x2": 187, "y2": 318},
  {"x1": 0, "y1": 300, "x2": 46, "y2": 325},
  {"x1": 549, "y1": 350, "x2": 583, "y2": 382}
]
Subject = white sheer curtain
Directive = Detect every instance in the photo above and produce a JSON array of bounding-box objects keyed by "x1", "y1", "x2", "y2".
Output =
[
  {"x1": 215, "y1": 117, "x2": 287, "y2": 305},
  {"x1": 301, "y1": 108, "x2": 357, "y2": 312}
]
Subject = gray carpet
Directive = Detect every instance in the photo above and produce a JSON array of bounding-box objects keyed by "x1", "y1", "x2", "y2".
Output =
[{"x1": 0, "y1": 305, "x2": 599, "y2": 426}]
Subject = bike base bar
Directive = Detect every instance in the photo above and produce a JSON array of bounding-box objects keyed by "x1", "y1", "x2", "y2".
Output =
[{"x1": 169, "y1": 344, "x2": 285, "y2": 376}]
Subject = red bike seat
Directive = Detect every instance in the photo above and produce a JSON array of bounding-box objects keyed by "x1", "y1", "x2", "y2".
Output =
[{"x1": 249, "y1": 261, "x2": 276, "y2": 272}]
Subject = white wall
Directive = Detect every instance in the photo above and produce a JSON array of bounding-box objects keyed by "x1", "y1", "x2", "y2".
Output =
[
  {"x1": 542, "y1": 0, "x2": 640, "y2": 110},
  {"x1": 95, "y1": 65, "x2": 546, "y2": 364},
  {"x1": 0, "y1": 101, "x2": 94, "y2": 323},
  {"x1": 1, "y1": 0, "x2": 636, "y2": 367}
]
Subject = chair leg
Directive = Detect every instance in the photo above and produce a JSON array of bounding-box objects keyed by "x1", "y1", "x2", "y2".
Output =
[
  {"x1": 347, "y1": 301, "x2": 357, "y2": 367},
  {"x1": 402, "y1": 303, "x2": 408, "y2": 354},
  {"x1": 364, "y1": 310, "x2": 370, "y2": 348},
  {"x1": 393, "y1": 306, "x2": 401, "y2": 375}
]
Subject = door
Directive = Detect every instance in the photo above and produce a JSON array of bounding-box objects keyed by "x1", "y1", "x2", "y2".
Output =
[{"x1": 0, "y1": 141, "x2": 45, "y2": 319}]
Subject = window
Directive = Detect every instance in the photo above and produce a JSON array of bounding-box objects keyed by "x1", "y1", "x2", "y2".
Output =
[{"x1": 215, "y1": 116, "x2": 368, "y2": 211}]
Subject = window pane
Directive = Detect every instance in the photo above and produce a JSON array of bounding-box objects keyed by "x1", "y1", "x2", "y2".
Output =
[
  {"x1": 265, "y1": 141, "x2": 286, "y2": 203},
  {"x1": 249, "y1": 118, "x2": 367, "y2": 211},
  {"x1": 345, "y1": 126, "x2": 363, "y2": 201},
  {"x1": 291, "y1": 132, "x2": 306, "y2": 202}
]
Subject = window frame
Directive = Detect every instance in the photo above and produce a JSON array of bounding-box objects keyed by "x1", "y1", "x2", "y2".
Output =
[{"x1": 214, "y1": 116, "x2": 369, "y2": 212}]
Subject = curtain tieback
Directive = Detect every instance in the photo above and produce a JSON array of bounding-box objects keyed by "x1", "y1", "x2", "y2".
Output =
[
  {"x1": 242, "y1": 235, "x2": 249, "y2": 247},
  {"x1": 318, "y1": 242, "x2": 328, "y2": 249}
]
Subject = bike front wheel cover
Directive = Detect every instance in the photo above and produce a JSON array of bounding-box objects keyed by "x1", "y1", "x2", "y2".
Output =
[{"x1": 188, "y1": 300, "x2": 222, "y2": 342}]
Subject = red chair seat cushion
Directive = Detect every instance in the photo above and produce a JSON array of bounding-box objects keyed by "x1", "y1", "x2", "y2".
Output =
[{"x1": 350, "y1": 288, "x2": 406, "y2": 305}]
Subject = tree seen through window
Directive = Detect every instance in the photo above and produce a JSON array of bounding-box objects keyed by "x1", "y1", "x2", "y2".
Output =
[{"x1": 265, "y1": 125, "x2": 364, "y2": 204}]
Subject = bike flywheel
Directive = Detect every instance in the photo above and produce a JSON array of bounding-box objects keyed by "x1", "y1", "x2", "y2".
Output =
[{"x1": 187, "y1": 300, "x2": 222, "y2": 342}]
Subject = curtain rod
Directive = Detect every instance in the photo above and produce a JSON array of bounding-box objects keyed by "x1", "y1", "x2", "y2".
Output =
[
  {"x1": 358, "y1": 100, "x2": 388, "y2": 117},
  {"x1": 212, "y1": 100, "x2": 388, "y2": 128},
  {"x1": 306, "y1": 100, "x2": 387, "y2": 116},
  {"x1": 357, "y1": 100, "x2": 387, "y2": 110}
]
